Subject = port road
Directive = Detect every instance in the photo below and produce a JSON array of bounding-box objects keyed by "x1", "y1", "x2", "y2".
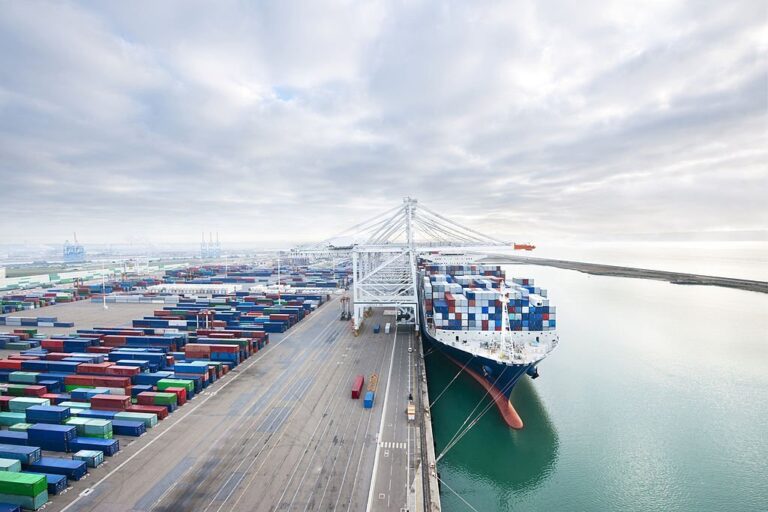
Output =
[
  {"x1": 48, "y1": 297, "x2": 419, "y2": 511},
  {"x1": 367, "y1": 321, "x2": 418, "y2": 512}
]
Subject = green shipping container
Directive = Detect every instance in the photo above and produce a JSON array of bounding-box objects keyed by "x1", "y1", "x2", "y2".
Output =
[
  {"x1": 8, "y1": 398, "x2": 49, "y2": 412},
  {"x1": 0, "y1": 412, "x2": 29, "y2": 426},
  {"x1": 9, "y1": 372, "x2": 40, "y2": 385},
  {"x1": 64, "y1": 417, "x2": 92, "y2": 433},
  {"x1": 0, "y1": 490, "x2": 48, "y2": 510},
  {"x1": 114, "y1": 411, "x2": 157, "y2": 428},
  {"x1": 0, "y1": 471, "x2": 47, "y2": 497},
  {"x1": 0, "y1": 458, "x2": 21, "y2": 472},
  {"x1": 58, "y1": 401, "x2": 91, "y2": 410},
  {"x1": 83, "y1": 419, "x2": 113, "y2": 438},
  {"x1": 73, "y1": 449, "x2": 104, "y2": 468},
  {"x1": 150, "y1": 392, "x2": 177, "y2": 406},
  {"x1": 156, "y1": 379, "x2": 194, "y2": 394},
  {"x1": 8, "y1": 423, "x2": 33, "y2": 432},
  {"x1": 65, "y1": 384, "x2": 95, "y2": 392}
]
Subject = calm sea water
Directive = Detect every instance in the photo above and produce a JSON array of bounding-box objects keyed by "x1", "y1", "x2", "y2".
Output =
[{"x1": 425, "y1": 264, "x2": 768, "y2": 512}]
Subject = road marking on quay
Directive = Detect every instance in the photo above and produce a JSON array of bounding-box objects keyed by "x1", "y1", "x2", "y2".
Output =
[
  {"x1": 365, "y1": 321, "x2": 399, "y2": 512},
  {"x1": 155, "y1": 313, "x2": 344, "y2": 511},
  {"x1": 379, "y1": 441, "x2": 408, "y2": 449},
  {"x1": 60, "y1": 299, "x2": 336, "y2": 512},
  {"x1": 215, "y1": 323, "x2": 354, "y2": 512},
  {"x1": 334, "y1": 319, "x2": 393, "y2": 512}
]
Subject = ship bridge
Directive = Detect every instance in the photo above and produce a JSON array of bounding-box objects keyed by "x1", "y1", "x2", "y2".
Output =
[{"x1": 294, "y1": 197, "x2": 514, "y2": 333}]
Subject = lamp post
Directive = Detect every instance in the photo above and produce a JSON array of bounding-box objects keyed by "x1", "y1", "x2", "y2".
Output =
[{"x1": 101, "y1": 261, "x2": 108, "y2": 310}]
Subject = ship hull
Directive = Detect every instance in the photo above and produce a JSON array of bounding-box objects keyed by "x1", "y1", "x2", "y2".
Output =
[{"x1": 421, "y1": 324, "x2": 533, "y2": 428}]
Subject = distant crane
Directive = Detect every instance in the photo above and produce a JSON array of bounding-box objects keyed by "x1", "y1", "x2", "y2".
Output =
[
  {"x1": 63, "y1": 232, "x2": 86, "y2": 263},
  {"x1": 200, "y1": 232, "x2": 222, "y2": 259}
]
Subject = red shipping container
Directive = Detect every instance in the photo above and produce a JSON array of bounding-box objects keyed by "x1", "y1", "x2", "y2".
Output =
[
  {"x1": 65, "y1": 375, "x2": 95, "y2": 386},
  {"x1": 92, "y1": 376, "x2": 131, "y2": 388},
  {"x1": 24, "y1": 385, "x2": 47, "y2": 397},
  {"x1": 42, "y1": 393, "x2": 67, "y2": 405},
  {"x1": 91, "y1": 394, "x2": 131, "y2": 411},
  {"x1": 86, "y1": 347, "x2": 114, "y2": 354},
  {"x1": 207, "y1": 332, "x2": 236, "y2": 338},
  {"x1": 45, "y1": 353, "x2": 74, "y2": 361},
  {"x1": 185, "y1": 346, "x2": 210, "y2": 357},
  {"x1": 41, "y1": 340, "x2": 64, "y2": 351},
  {"x1": 164, "y1": 387, "x2": 187, "y2": 405},
  {"x1": 210, "y1": 345, "x2": 238, "y2": 353},
  {"x1": 77, "y1": 333, "x2": 103, "y2": 339},
  {"x1": 0, "y1": 360, "x2": 23, "y2": 371},
  {"x1": 104, "y1": 366, "x2": 140, "y2": 377},
  {"x1": 126, "y1": 404, "x2": 168, "y2": 420},
  {"x1": 77, "y1": 363, "x2": 114, "y2": 374},
  {"x1": 7, "y1": 355, "x2": 40, "y2": 361},
  {"x1": 136, "y1": 392, "x2": 163, "y2": 406},
  {"x1": 543, "y1": 313, "x2": 549, "y2": 320},
  {"x1": 351, "y1": 375, "x2": 365, "y2": 399},
  {"x1": 0, "y1": 396, "x2": 13, "y2": 411},
  {"x1": 102, "y1": 335, "x2": 127, "y2": 347}
]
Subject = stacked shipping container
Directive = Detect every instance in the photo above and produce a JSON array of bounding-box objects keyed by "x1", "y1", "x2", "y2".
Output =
[
  {"x1": 422, "y1": 264, "x2": 556, "y2": 332},
  {"x1": 0, "y1": 276, "x2": 328, "y2": 510}
]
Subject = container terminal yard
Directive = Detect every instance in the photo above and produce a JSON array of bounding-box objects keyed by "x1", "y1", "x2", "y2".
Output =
[
  {"x1": 0, "y1": 257, "x2": 441, "y2": 511},
  {"x1": 0, "y1": 198, "x2": 521, "y2": 512},
  {"x1": 2, "y1": 199, "x2": 764, "y2": 512}
]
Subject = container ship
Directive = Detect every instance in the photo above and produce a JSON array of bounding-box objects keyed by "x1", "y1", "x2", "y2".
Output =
[{"x1": 419, "y1": 258, "x2": 558, "y2": 428}]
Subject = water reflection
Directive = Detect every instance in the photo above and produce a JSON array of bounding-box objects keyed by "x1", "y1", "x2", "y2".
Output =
[{"x1": 425, "y1": 345, "x2": 559, "y2": 507}]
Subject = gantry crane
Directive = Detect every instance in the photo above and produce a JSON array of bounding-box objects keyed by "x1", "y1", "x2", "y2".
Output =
[{"x1": 294, "y1": 197, "x2": 518, "y2": 334}]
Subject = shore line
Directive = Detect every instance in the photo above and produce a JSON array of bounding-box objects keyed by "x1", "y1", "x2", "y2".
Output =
[{"x1": 482, "y1": 254, "x2": 768, "y2": 294}]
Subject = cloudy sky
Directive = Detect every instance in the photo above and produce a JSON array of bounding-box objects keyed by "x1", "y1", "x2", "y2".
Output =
[{"x1": 0, "y1": 0, "x2": 765, "y2": 246}]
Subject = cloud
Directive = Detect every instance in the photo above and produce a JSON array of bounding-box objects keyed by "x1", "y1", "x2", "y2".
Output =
[{"x1": 0, "y1": 0, "x2": 765, "y2": 245}]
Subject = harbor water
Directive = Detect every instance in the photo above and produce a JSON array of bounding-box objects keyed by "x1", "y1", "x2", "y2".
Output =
[{"x1": 425, "y1": 264, "x2": 768, "y2": 512}]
